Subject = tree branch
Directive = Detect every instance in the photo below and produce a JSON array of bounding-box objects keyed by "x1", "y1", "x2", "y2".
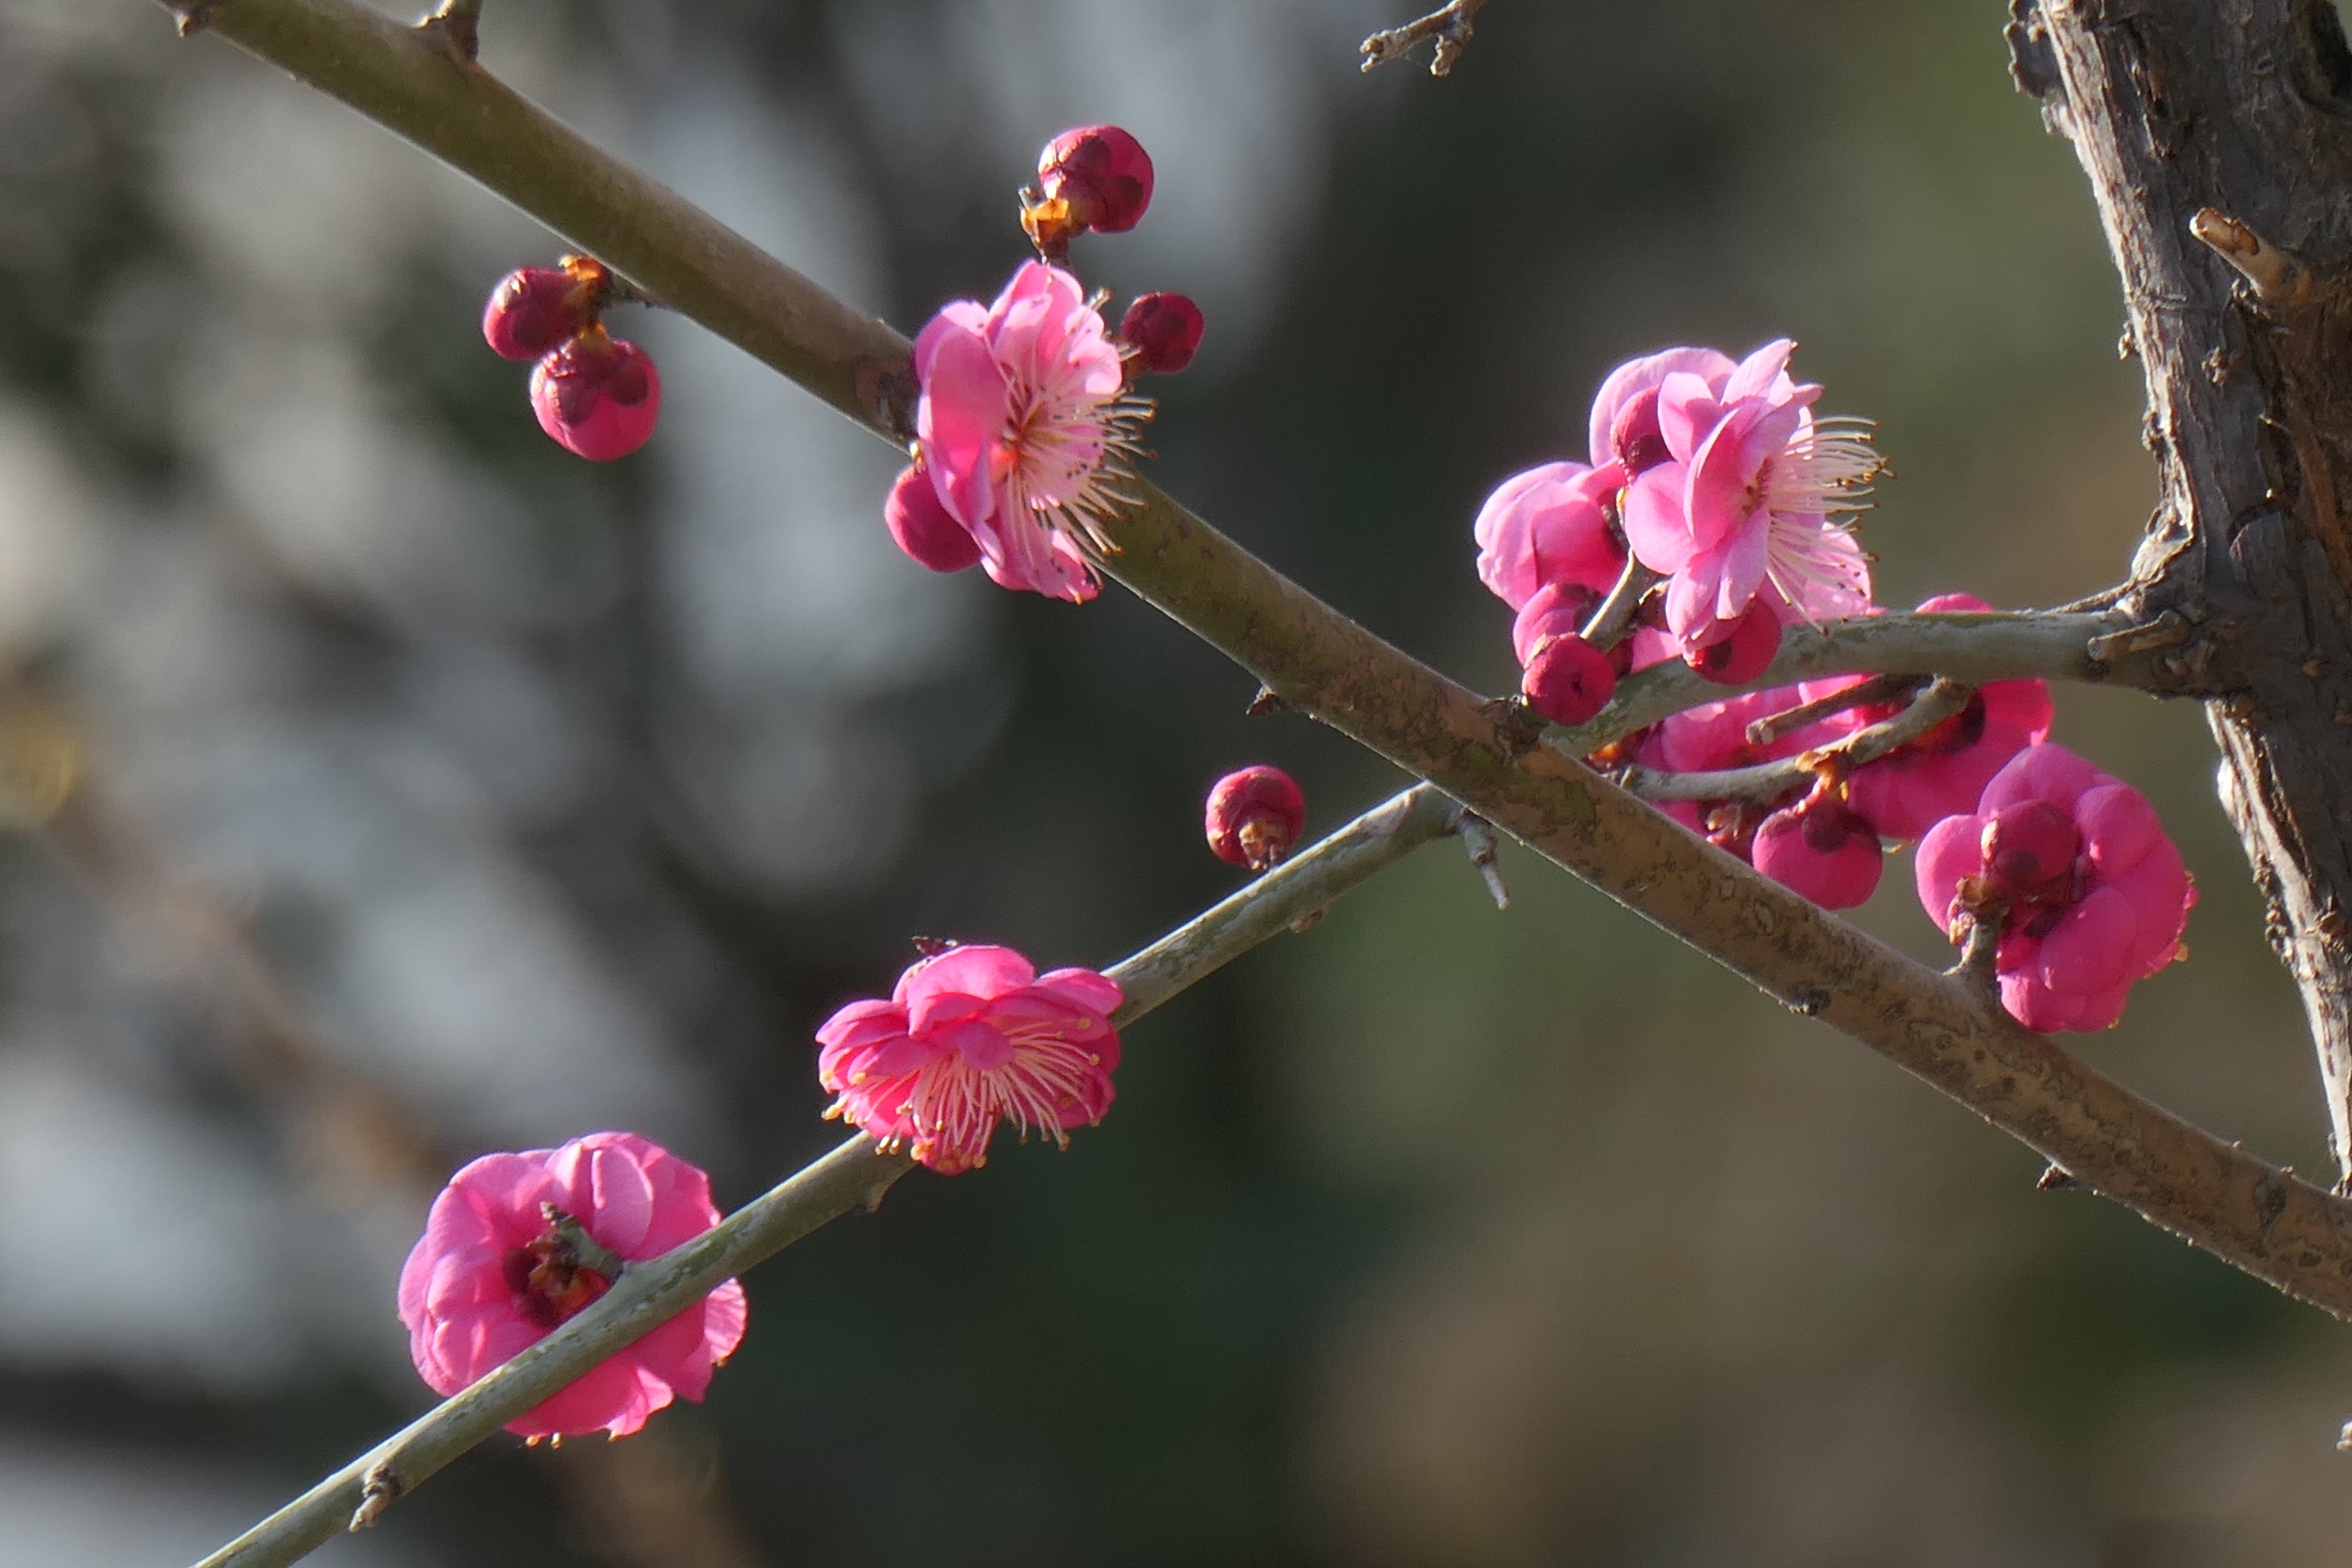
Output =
[
  {"x1": 166, "y1": 0, "x2": 2352, "y2": 1532},
  {"x1": 168, "y1": 0, "x2": 2352, "y2": 1493},
  {"x1": 2022, "y1": 0, "x2": 2352, "y2": 1183},
  {"x1": 1358, "y1": 0, "x2": 1490, "y2": 77},
  {"x1": 189, "y1": 783, "x2": 1460, "y2": 1568}
]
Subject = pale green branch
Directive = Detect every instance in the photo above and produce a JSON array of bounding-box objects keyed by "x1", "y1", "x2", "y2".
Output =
[{"x1": 191, "y1": 784, "x2": 1458, "y2": 1568}]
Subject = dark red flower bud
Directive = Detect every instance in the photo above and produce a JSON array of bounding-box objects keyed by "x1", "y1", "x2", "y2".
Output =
[
  {"x1": 1520, "y1": 632, "x2": 1617, "y2": 726},
  {"x1": 1037, "y1": 125, "x2": 1155, "y2": 234},
  {"x1": 482, "y1": 267, "x2": 592, "y2": 361},
  {"x1": 1684, "y1": 602, "x2": 1782, "y2": 686},
  {"x1": 1979, "y1": 799, "x2": 2080, "y2": 902},
  {"x1": 884, "y1": 465, "x2": 982, "y2": 573},
  {"x1": 1206, "y1": 765, "x2": 1306, "y2": 872},
  {"x1": 528, "y1": 330, "x2": 660, "y2": 461},
  {"x1": 1119, "y1": 292, "x2": 1205, "y2": 375}
]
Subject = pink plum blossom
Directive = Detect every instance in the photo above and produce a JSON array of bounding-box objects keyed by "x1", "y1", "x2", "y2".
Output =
[
  {"x1": 817, "y1": 944, "x2": 1124, "y2": 1174},
  {"x1": 1612, "y1": 339, "x2": 1879, "y2": 652},
  {"x1": 1916, "y1": 743, "x2": 2195, "y2": 1032},
  {"x1": 1846, "y1": 594, "x2": 2054, "y2": 839},
  {"x1": 396, "y1": 1132, "x2": 747, "y2": 1440},
  {"x1": 1472, "y1": 460, "x2": 1627, "y2": 612},
  {"x1": 910, "y1": 261, "x2": 1146, "y2": 602}
]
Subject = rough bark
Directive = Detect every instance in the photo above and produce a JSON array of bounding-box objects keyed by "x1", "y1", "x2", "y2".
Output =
[{"x1": 2017, "y1": 0, "x2": 2352, "y2": 1182}]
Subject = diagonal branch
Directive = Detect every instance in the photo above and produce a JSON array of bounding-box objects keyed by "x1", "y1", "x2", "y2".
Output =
[
  {"x1": 157, "y1": 0, "x2": 2352, "y2": 1326},
  {"x1": 192, "y1": 784, "x2": 1463, "y2": 1568}
]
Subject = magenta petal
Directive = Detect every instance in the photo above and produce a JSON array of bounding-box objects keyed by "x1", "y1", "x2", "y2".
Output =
[
  {"x1": 2036, "y1": 887, "x2": 2138, "y2": 996},
  {"x1": 1035, "y1": 967, "x2": 1123, "y2": 1018},
  {"x1": 2075, "y1": 783, "x2": 2163, "y2": 877},
  {"x1": 2102, "y1": 837, "x2": 2190, "y2": 975},
  {"x1": 901, "y1": 944, "x2": 1037, "y2": 1013},
  {"x1": 1979, "y1": 743, "x2": 2103, "y2": 815},
  {"x1": 2001, "y1": 973, "x2": 2080, "y2": 1032},
  {"x1": 1914, "y1": 814, "x2": 1985, "y2": 931}
]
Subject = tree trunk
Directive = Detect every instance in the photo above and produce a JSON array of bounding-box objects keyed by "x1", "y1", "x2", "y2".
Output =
[{"x1": 2017, "y1": 0, "x2": 2352, "y2": 1183}]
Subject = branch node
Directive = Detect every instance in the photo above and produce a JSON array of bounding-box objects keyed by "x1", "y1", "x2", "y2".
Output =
[
  {"x1": 2338, "y1": 1421, "x2": 2352, "y2": 1453},
  {"x1": 2189, "y1": 208, "x2": 2319, "y2": 309},
  {"x1": 2035, "y1": 1162, "x2": 2077, "y2": 1191},
  {"x1": 1455, "y1": 814, "x2": 1511, "y2": 909},
  {"x1": 1481, "y1": 695, "x2": 1546, "y2": 763},
  {"x1": 348, "y1": 1462, "x2": 403, "y2": 1532},
  {"x1": 1246, "y1": 685, "x2": 1292, "y2": 717},
  {"x1": 416, "y1": 0, "x2": 484, "y2": 64},
  {"x1": 2085, "y1": 608, "x2": 2192, "y2": 663},
  {"x1": 1786, "y1": 986, "x2": 1831, "y2": 1017},
  {"x1": 1359, "y1": 0, "x2": 1489, "y2": 77},
  {"x1": 1948, "y1": 911, "x2": 2006, "y2": 1002},
  {"x1": 171, "y1": 1, "x2": 224, "y2": 37}
]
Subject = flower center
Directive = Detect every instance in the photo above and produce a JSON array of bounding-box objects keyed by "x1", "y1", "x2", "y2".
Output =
[{"x1": 502, "y1": 1214, "x2": 613, "y2": 1330}]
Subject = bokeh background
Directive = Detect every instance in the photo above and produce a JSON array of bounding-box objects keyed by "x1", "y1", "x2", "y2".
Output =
[{"x1": 4, "y1": 0, "x2": 2348, "y2": 1562}]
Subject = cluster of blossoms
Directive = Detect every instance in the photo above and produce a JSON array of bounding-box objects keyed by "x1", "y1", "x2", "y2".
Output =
[
  {"x1": 884, "y1": 126, "x2": 1204, "y2": 602},
  {"x1": 481, "y1": 255, "x2": 661, "y2": 460},
  {"x1": 1475, "y1": 342, "x2": 2194, "y2": 1032}
]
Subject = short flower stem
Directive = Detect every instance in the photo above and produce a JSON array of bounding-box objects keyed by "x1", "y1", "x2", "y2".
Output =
[
  {"x1": 1618, "y1": 679, "x2": 1975, "y2": 804},
  {"x1": 1578, "y1": 559, "x2": 1659, "y2": 653},
  {"x1": 1949, "y1": 910, "x2": 2006, "y2": 1002},
  {"x1": 189, "y1": 783, "x2": 1459, "y2": 1568},
  {"x1": 1745, "y1": 672, "x2": 1922, "y2": 748},
  {"x1": 541, "y1": 1204, "x2": 629, "y2": 1282}
]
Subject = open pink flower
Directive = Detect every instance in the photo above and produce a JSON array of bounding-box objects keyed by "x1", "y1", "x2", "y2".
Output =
[
  {"x1": 1916, "y1": 743, "x2": 2194, "y2": 1032},
  {"x1": 396, "y1": 1132, "x2": 746, "y2": 1440},
  {"x1": 1472, "y1": 460, "x2": 1628, "y2": 612},
  {"x1": 909, "y1": 261, "x2": 1146, "y2": 602},
  {"x1": 817, "y1": 944, "x2": 1123, "y2": 1174},
  {"x1": 1845, "y1": 594, "x2": 2054, "y2": 839},
  {"x1": 1612, "y1": 340, "x2": 1879, "y2": 652}
]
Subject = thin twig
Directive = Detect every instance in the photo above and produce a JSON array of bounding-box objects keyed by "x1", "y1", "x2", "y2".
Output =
[
  {"x1": 1578, "y1": 558, "x2": 1659, "y2": 653},
  {"x1": 1620, "y1": 679, "x2": 1974, "y2": 804},
  {"x1": 192, "y1": 784, "x2": 1458, "y2": 1568},
  {"x1": 1359, "y1": 0, "x2": 1490, "y2": 76},
  {"x1": 1548, "y1": 608, "x2": 2131, "y2": 757},
  {"x1": 1455, "y1": 813, "x2": 1511, "y2": 908},
  {"x1": 1745, "y1": 672, "x2": 1922, "y2": 747}
]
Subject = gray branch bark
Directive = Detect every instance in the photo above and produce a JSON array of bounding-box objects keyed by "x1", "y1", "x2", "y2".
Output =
[{"x1": 2017, "y1": 0, "x2": 2352, "y2": 1183}]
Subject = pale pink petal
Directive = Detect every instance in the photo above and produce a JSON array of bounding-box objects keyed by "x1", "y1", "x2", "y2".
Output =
[
  {"x1": 1622, "y1": 463, "x2": 1697, "y2": 575},
  {"x1": 1657, "y1": 372, "x2": 1726, "y2": 462},
  {"x1": 1722, "y1": 338, "x2": 1797, "y2": 403},
  {"x1": 1586, "y1": 346, "x2": 1736, "y2": 467}
]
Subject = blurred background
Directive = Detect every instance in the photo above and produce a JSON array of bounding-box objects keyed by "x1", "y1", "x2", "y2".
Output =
[{"x1": 3, "y1": 0, "x2": 2347, "y2": 1562}]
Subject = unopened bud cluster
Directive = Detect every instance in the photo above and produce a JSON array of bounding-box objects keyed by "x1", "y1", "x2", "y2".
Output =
[{"x1": 482, "y1": 256, "x2": 661, "y2": 461}]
